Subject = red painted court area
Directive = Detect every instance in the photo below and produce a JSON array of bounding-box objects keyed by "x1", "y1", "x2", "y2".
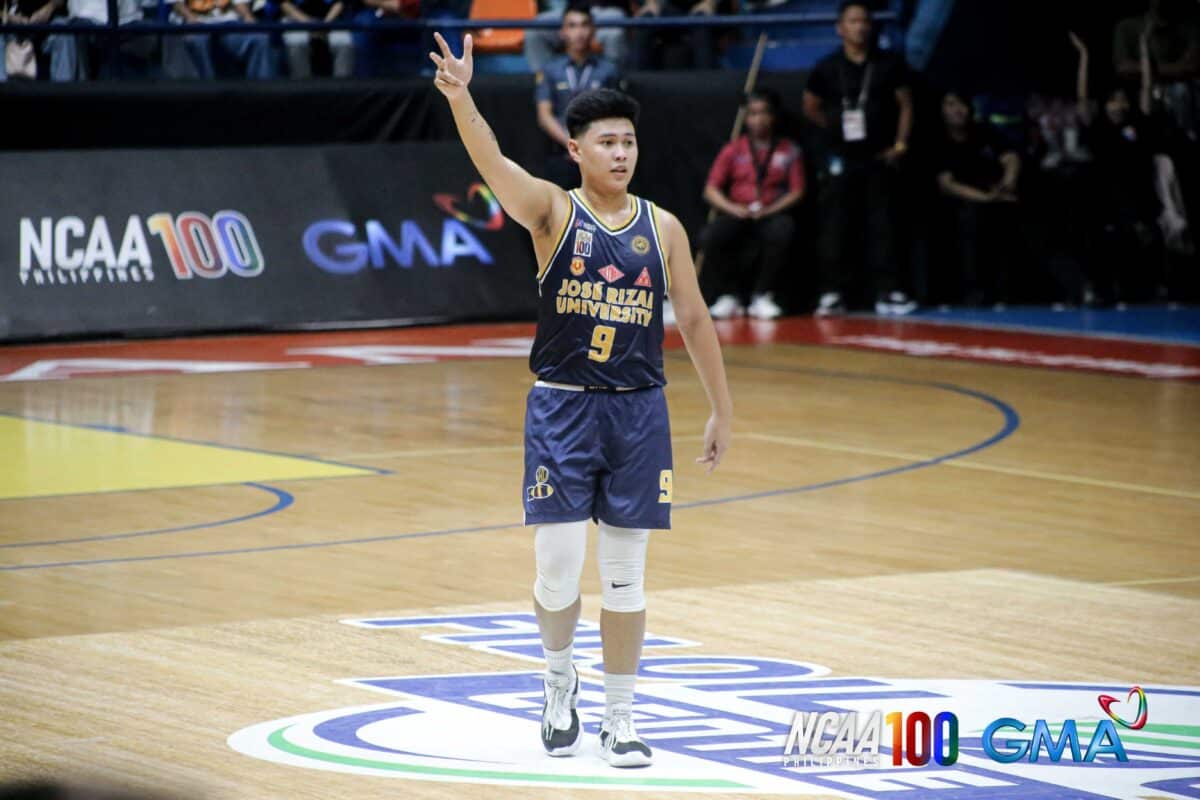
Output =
[{"x1": 1, "y1": 316, "x2": 1198, "y2": 382}]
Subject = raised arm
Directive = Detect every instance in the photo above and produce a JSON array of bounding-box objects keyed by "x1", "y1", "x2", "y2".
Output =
[
  {"x1": 657, "y1": 208, "x2": 732, "y2": 471},
  {"x1": 1069, "y1": 31, "x2": 1091, "y2": 123},
  {"x1": 430, "y1": 33, "x2": 567, "y2": 235}
]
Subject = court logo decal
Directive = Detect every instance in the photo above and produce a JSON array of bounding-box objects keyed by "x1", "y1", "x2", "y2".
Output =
[{"x1": 228, "y1": 613, "x2": 1200, "y2": 797}]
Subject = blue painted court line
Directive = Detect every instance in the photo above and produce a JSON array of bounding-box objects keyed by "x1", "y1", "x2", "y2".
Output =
[
  {"x1": 0, "y1": 483, "x2": 293, "y2": 549},
  {"x1": 907, "y1": 305, "x2": 1200, "y2": 346},
  {"x1": 0, "y1": 365, "x2": 1019, "y2": 571}
]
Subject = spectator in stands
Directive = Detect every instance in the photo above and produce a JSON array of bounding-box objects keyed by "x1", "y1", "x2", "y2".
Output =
[
  {"x1": 280, "y1": 0, "x2": 352, "y2": 76},
  {"x1": 41, "y1": 0, "x2": 145, "y2": 80},
  {"x1": 526, "y1": 0, "x2": 628, "y2": 71},
  {"x1": 630, "y1": 0, "x2": 716, "y2": 70},
  {"x1": 935, "y1": 89, "x2": 1021, "y2": 307},
  {"x1": 350, "y1": 0, "x2": 419, "y2": 77},
  {"x1": 699, "y1": 89, "x2": 804, "y2": 320},
  {"x1": 1, "y1": 0, "x2": 63, "y2": 80},
  {"x1": 803, "y1": 0, "x2": 916, "y2": 316},
  {"x1": 165, "y1": 0, "x2": 278, "y2": 78},
  {"x1": 1113, "y1": 0, "x2": 1200, "y2": 141},
  {"x1": 1080, "y1": 28, "x2": 1191, "y2": 303},
  {"x1": 535, "y1": 1, "x2": 620, "y2": 188}
]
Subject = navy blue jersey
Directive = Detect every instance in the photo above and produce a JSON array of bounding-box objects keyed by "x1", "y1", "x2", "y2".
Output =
[{"x1": 530, "y1": 190, "x2": 671, "y2": 388}]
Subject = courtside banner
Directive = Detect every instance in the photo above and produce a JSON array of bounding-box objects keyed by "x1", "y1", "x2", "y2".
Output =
[{"x1": 0, "y1": 143, "x2": 535, "y2": 341}]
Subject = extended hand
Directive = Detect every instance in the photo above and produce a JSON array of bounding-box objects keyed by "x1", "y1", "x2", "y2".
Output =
[
  {"x1": 696, "y1": 413, "x2": 731, "y2": 472},
  {"x1": 430, "y1": 31, "x2": 473, "y2": 101}
]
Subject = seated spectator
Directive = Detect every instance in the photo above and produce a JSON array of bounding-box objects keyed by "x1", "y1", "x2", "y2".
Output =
[
  {"x1": 535, "y1": 1, "x2": 619, "y2": 188},
  {"x1": 280, "y1": 0, "x2": 352, "y2": 76},
  {"x1": 164, "y1": 0, "x2": 278, "y2": 78},
  {"x1": 630, "y1": 0, "x2": 715, "y2": 70},
  {"x1": 1, "y1": 0, "x2": 63, "y2": 81},
  {"x1": 935, "y1": 89, "x2": 1021, "y2": 307},
  {"x1": 525, "y1": 0, "x2": 628, "y2": 71},
  {"x1": 42, "y1": 0, "x2": 146, "y2": 81},
  {"x1": 699, "y1": 89, "x2": 804, "y2": 320},
  {"x1": 1080, "y1": 29, "x2": 1190, "y2": 303},
  {"x1": 1113, "y1": 0, "x2": 1200, "y2": 141},
  {"x1": 350, "y1": 0, "x2": 419, "y2": 77}
]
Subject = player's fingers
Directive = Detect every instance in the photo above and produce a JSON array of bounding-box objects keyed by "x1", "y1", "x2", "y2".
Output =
[
  {"x1": 429, "y1": 52, "x2": 445, "y2": 68},
  {"x1": 433, "y1": 31, "x2": 451, "y2": 57},
  {"x1": 463, "y1": 32, "x2": 473, "y2": 59}
]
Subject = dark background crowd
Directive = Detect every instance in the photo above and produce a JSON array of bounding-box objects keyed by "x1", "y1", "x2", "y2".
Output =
[{"x1": 3, "y1": 0, "x2": 1197, "y2": 317}]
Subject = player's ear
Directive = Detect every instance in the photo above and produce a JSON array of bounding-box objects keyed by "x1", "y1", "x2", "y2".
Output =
[{"x1": 567, "y1": 138, "x2": 582, "y2": 164}]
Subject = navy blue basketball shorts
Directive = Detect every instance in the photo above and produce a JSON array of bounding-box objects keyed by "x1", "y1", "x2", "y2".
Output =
[{"x1": 523, "y1": 383, "x2": 673, "y2": 530}]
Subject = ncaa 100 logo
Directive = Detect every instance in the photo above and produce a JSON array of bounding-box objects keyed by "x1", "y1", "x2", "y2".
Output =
[{"x1": 18, "y1": 211, "x2": 264, "y2": 286}]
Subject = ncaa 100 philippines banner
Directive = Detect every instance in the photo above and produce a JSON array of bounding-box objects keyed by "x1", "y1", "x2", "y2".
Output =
[{"x1": 0, "y1": 144, "x2": 535, "y2": 342}]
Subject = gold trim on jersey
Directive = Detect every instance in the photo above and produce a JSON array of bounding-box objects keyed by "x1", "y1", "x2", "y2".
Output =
[
  {"x1": 647, "y1": 200, "x2": 671, "y2": 293},
  {"x1": 570, "y1": 189, "x2": 640, "y2": 234},
  {"x1": 538, "y1": 194, "x2": 576, "y2": 284}
]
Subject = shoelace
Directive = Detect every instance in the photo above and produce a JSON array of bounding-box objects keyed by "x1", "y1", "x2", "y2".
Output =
[
  {"x1": 542, "y1": 674, "x2": 574, "y2": 735},
  {"x1": 604, "y1": 711, "x2": 638, "y2": 748}
]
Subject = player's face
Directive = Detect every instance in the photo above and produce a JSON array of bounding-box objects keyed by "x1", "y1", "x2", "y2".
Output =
[
  {"x1": 560, "y1": 11, "x2": 594, "y2": 53},
  {"x1": 571, "y1": 118, "x2": 638, "y2": 191},
  {"x1": 836, "y1": 6, "x2": 871, "y2": 46}
]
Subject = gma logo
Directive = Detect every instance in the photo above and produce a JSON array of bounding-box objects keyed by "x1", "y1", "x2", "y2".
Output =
[{"x1": 982, "y1": 718, "x2": 1128, "y2": 763}]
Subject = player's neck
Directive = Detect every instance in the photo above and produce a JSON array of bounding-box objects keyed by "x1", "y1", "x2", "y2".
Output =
[
  {"x1": 566, "y1": 47, "x2": 590, "y2": 65},
  {"x1": 578, "y1": 184, "x2": 631, "y2": 220}
]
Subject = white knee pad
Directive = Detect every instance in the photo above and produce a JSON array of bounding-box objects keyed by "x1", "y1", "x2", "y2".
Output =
[
  {"x1": 533, "y1": 521, "x2": 588, "y2": 612},
  {"x1": 597, "y1": 522, "x2": 649, "y2": 613}
]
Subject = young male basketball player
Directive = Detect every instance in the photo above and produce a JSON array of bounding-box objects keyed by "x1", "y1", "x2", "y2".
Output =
[{"x1": 430, "y1": 32, "x2": 732, "y2": 768}]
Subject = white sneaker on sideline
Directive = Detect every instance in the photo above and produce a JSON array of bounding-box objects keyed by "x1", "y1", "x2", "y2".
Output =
[
  {"x1": 747, "y1": 293, "x2": 782, "y2": 320},
  {"x1": 815, "y1": 291, "x2": 844, "y2": 316},
  {"x1": 708, "y1": 294, "x2": 742, "y2": 320},
  {"x1": 875, "y1": 291, "x2": 917, "y2": 316}
]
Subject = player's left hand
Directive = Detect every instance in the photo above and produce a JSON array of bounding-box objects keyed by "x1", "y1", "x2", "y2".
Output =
[
  {"x1": 430, "y1": 31, "x2": 473, "y2": 101},
  {"x1": 697, "y1": 413, "x2": 731, "y2": 472}
]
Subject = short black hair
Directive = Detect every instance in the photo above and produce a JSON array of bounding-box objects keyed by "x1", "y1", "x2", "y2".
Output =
[
  {"x1": 745, "y1": 87, "x2": 779, "y2": 113},
  {"x1": 562, "y1": 0, "x2": 591, "y2": 20},
  {"x1": 838, "y1": 0, "x2": 871, "y2": 18},
  {"x1": 565, "y1": 88, "x2": 640, "y2": 139}
]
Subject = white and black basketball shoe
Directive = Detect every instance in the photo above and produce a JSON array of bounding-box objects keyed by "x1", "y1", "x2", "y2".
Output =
[
  {"x1": 541, "y1": 665, "x2": 582, "y2": 756},
  {"x1": 599, "y1": 706, "x2": 652, "y2": 767}
]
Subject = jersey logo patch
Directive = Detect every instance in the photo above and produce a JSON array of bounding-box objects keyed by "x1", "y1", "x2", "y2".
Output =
[
  {"x1": 573, "y1": 230, "x2": 593, "y2": 258},
  {"x1": 631, "y1": 235, "x2": 651, "y2": 255},
  {"x1": 570, "y1": 257, "x2": 586, "y2": 276},
  {"x1": 634, "y1": 267, "x2": 653, "y2": 288},
  {"x1": 598, "y1": 264, "x2": 624, "y2": 283}
]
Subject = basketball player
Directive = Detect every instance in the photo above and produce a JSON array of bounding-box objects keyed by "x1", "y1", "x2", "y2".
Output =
[{"x1": 430, "y1": 32, "x2": 732, "y2": 768}]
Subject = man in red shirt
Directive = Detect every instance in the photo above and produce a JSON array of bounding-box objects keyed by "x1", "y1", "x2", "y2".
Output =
[{"x1": 699, "y1": 89, "x2": 805, "y2": 320}]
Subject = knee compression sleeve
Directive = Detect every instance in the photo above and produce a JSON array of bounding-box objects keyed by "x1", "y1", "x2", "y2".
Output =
[
  {"x1": 533, "y1": 521, "x2": 587, "y2": 612},
  {"x1": 597, "y1": 522, "x2": 649, "y2": 613}
]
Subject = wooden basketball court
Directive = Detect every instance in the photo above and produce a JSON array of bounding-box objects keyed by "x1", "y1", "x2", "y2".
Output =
[{"x1": 1, "y1": 317, "x2": 1198, "y2": 799}]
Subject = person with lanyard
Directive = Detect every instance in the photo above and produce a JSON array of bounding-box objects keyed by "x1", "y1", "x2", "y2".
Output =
[
  {"x1": 699, "y1": 88, "x2": 805, "y2": 320},
  {"x1": 803, "y1": 0, "x2": 916, "y2": 316},
  {"x1": 535, "y1": 1, "x2": 621, "y2": 189}
]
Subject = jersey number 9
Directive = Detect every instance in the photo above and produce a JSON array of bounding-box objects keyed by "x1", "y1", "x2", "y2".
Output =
[{"x1": 588, "y1": 324, "x2": 616, "y2": 363}]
